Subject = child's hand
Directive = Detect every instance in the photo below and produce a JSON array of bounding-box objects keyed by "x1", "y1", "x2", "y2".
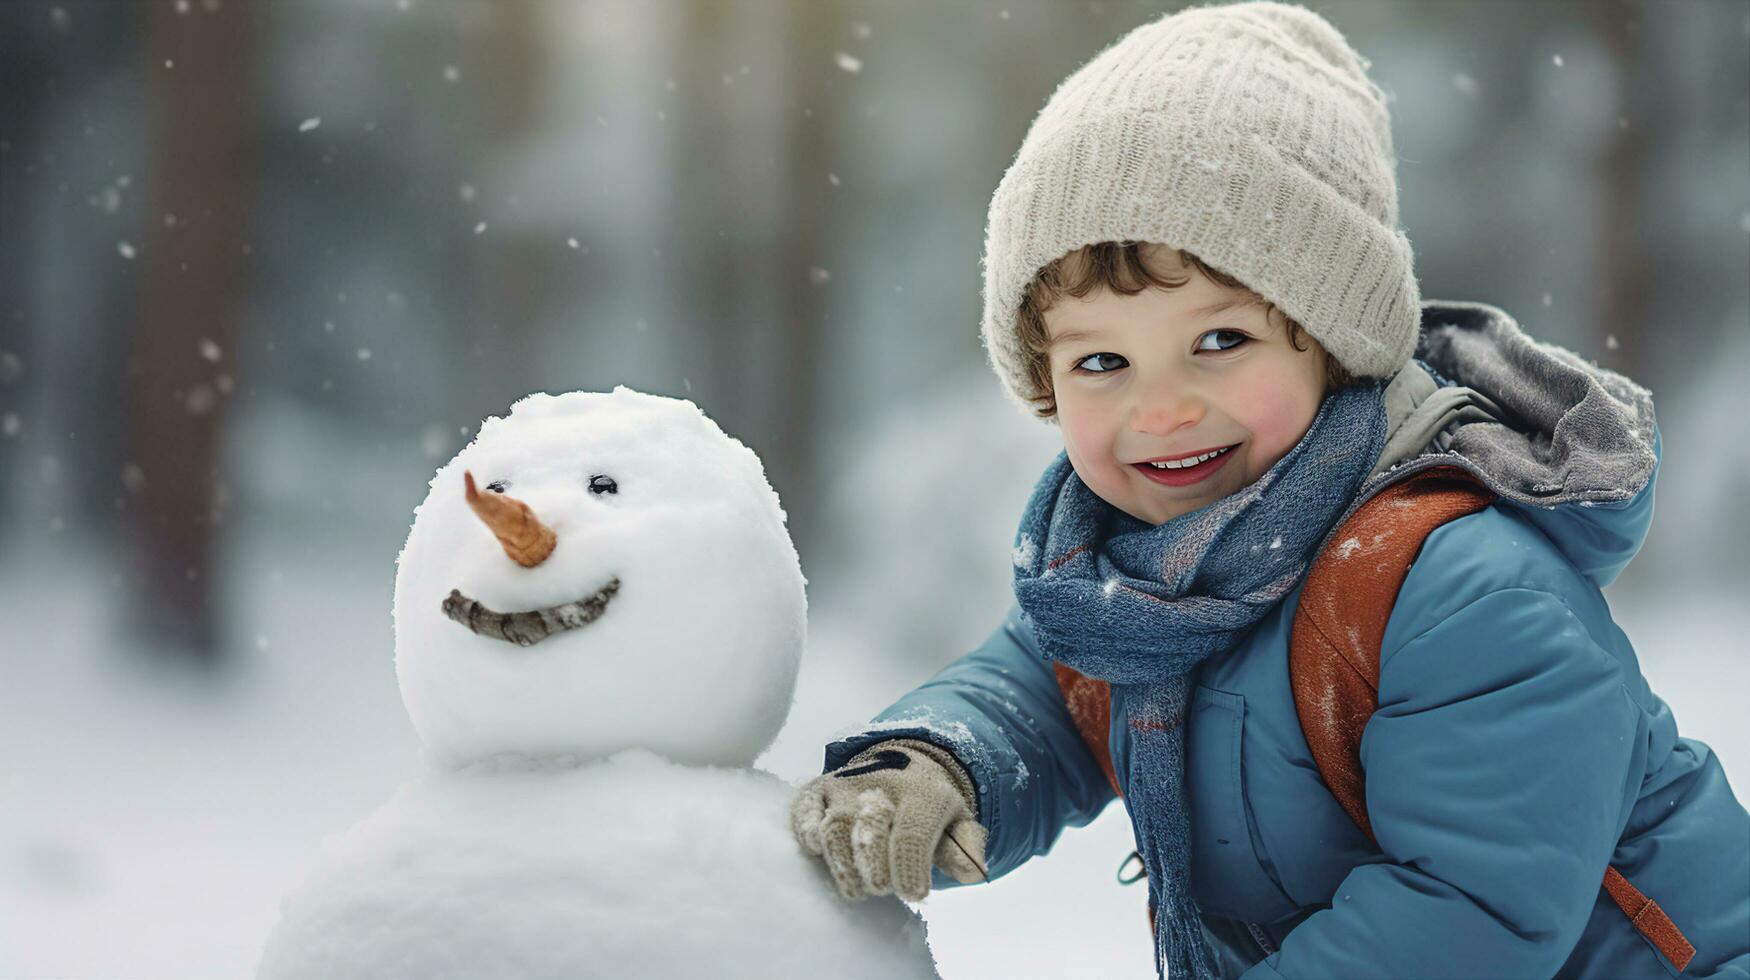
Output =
[{"x1": 789, "y1": 738, "x2": 988, "y2": 902}]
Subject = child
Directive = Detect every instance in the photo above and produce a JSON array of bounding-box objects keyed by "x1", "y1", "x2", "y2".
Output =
[{"x1": 789, "y1": 3, "x2": 1749, "y2": 979}]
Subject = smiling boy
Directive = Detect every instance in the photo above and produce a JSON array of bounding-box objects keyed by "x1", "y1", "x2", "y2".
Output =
[{"x1": 790, "y1": 3, "x2": 1749, "y2": 979}]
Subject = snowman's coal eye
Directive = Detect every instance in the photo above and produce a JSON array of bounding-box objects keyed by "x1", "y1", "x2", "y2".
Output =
[
  {"x1": 588, "y1": 475, "x2": 617, "y2": 495},
  {"x1": 486, "y1": 480, "x2": 508, "y2": 494}
]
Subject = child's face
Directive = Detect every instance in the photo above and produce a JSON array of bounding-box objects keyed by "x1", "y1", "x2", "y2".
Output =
[{"x1": 1042, "y1": 251, "x2": 1331, "y2": 526}]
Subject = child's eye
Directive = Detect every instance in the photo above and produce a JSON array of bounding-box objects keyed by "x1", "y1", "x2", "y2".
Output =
[
  {"x1": 1197, "y1": 329, "x2": 1249, "y2": 353},
  {"x1": 1074, "y1": 352, "x2": 1128, "y2": 373}
]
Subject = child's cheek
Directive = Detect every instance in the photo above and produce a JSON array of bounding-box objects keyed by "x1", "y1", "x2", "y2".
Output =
[
  {"x1": 1230, "y1": 368, "x2": 1322, "y2": 476},
  {"x1": 1057, "y1": 393, "x2": 1122, "y2": 490}
]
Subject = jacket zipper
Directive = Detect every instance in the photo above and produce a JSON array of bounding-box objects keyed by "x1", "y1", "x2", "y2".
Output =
[{"x1": 1245, "y1": 920, "x2": 1278, "y2": 957}]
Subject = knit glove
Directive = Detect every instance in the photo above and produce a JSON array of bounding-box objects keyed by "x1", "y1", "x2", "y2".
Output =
[{"x1": 789, "y1": 738, "x2": 989, "y2": 902}]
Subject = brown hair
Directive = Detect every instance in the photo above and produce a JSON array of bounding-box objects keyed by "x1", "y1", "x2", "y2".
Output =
[{"x1": 1014, "y1": 241, "x2": 1356, "y2": 419}]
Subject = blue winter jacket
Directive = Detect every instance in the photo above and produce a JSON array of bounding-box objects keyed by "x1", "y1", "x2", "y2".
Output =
[{"x1": 823, "y1": 302, "x2": 1750, "y2": 978}]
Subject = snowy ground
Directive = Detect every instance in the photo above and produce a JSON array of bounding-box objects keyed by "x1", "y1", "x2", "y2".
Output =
[{"x1": 2, "y1": 390, "x2": 1744, "y2": 979}]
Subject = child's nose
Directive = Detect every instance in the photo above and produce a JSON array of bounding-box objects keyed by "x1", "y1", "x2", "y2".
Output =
[{"x1": 1129, "y1": 383, "x2": 1206, "y2": 436}]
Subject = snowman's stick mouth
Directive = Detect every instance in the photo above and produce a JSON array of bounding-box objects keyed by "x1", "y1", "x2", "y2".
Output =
[{"x1": 441, "y1": 578, "x2": 621, "y2": 647}]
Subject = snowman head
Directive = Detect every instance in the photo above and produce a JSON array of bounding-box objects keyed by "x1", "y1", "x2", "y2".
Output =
[{"x1": 393, "y1": 387, "x2": 806, "y2": 769}]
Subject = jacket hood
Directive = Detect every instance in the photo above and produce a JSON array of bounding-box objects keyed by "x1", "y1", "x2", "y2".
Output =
[{"x1": 1353, "y1": 299, "x2": 1660, "y2": 589}]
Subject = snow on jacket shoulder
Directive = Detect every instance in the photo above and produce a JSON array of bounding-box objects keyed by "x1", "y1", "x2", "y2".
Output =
[{"x1": 822, "y1": 302, "x2": 1749, "y2": 977}]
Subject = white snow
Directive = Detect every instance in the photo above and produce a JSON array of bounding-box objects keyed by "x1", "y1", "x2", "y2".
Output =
[{"x1": 256, "y1": 749, "x2": 937, "y2": 980}]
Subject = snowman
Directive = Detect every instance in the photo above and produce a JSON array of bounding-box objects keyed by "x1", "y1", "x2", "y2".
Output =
[{"x1": 256, "y1": 387, "x2": 939, "y2": 980}]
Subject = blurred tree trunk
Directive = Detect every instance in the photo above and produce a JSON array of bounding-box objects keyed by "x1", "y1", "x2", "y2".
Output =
[
  {"x1": 674, "y1": 0, "x2": 834, "y2": 553},
  {"x1": 1588, "y1": 0, "x2": 1649, "y2": 374},
  {"x1": 125, "y1": 0, "x2": 258, "y2": 663},
  {"x1": 771, "y1": 0, "x2": 846, "y2": 560},
  {"x1": 675, "y1": 1, "x2": 763, "y2": 429},
  {"x1": 473, "y1": 0, "x2": 546, "y2": 411},
  {"x1": 0, "y1": 2, "x2": 47, "y2": 537}
]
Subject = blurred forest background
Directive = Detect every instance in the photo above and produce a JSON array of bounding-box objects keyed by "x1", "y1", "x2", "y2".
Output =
[{"x1": 1, "y1": 1, "x2": 1745, "y2": 977}]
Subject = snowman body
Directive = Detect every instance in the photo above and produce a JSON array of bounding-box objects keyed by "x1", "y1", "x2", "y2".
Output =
[
  {"x1": 256, "y1": 750, "x2": 937, "y2": 980},
  {"x1": 257, "y1": 388, "x2": 939, "y2": 979}
]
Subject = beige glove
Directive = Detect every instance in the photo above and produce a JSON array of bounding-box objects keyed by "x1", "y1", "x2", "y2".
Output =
[{"x1": 789, "y1": 738, "x2": 989, "y2": 902}]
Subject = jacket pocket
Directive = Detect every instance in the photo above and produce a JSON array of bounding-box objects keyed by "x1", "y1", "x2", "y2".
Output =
[{"x1": 1187, "y1": 684, "x2": 1300, "y2": 922}]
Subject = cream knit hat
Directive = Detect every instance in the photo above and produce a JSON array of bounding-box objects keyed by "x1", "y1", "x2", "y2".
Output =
[{"x1": 979, "y1": 0, "x2": 1419, "y2": 417}]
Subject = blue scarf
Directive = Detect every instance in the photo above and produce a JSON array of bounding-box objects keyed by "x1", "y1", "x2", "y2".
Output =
[{"x1": 1012, "y1": 381, "x2": 1390, "y2": 979}]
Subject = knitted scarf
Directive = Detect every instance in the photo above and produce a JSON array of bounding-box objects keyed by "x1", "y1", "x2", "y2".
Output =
[{"x1": 1011, "y1": 380, "x2": 1390, "y2": 979}]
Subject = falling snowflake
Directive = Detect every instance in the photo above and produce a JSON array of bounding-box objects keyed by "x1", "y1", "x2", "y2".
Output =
[
  {"x1": 1451, "y1": 72, "x2": 1478, "y2": 96},
  {"x1": 117, "y1": 241, "x2": 136, "y2": 260},
  {"x1": 834, "y1": 51, "x2": 862, "y2": 74},
  {"x1": 185, "y1": 384, "x2": 216, "y2": 415},
  {"x1": 420, "y1": 424, "x2": 451, "y2": 459},
  {"x1": 298, "y1": 117, "x2": 321, "y2": 133},
  {"x1": 199, "y1": 338, "x2": 223, "y2": 362}
]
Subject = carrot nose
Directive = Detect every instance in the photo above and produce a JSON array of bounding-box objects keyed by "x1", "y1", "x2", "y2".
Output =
[{"x1": 463, "y1": 470, "x2": 558, "y2": 568}]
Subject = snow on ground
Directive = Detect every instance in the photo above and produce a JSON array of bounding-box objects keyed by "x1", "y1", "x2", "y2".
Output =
[{"x1": 0, "y1": 530, "x2": 420, "y2": 979}]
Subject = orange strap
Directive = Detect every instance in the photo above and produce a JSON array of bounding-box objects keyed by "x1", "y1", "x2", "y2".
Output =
[
  {"x1": 1289, "y1": 466, "x2": 1496, "y2": 841},
  {"x1": 1053, "y1": 661, "x2": 1121, "y2": 797},
  {"x1": 1603, "y1": 866, "x2": 1697, "y2": 972}
]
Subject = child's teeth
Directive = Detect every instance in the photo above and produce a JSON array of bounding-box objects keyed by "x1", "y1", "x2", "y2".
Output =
[{"x1": 1149, "y1": 445, "x2": 1231, "y2": 469}]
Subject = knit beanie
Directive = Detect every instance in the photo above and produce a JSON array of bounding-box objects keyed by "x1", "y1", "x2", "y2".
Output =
[{"x1": 979, "y1": 0, "x2": 1419, "y2": 417}]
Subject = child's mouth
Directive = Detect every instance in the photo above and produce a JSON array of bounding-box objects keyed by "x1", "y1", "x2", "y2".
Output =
[{"x1": 1130, "y1": 444, "x2": 1238, "y2": 487}]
